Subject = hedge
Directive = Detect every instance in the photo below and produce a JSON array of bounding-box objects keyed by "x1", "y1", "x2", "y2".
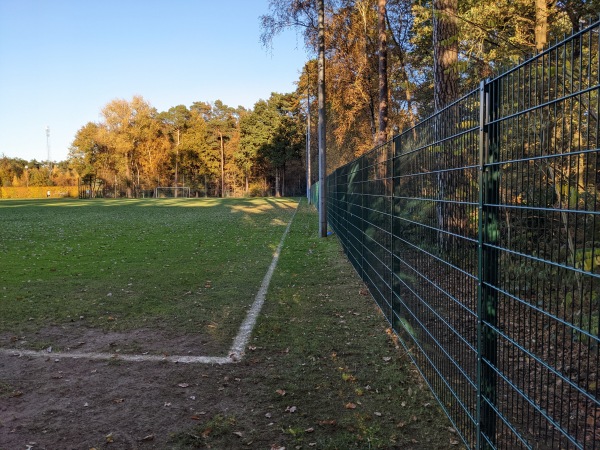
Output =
[{"x1": 0, "y1": 186, "x2": 79, "y2": 199}]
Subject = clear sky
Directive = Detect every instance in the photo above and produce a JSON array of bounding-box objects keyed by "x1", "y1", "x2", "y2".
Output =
[{"x1": 0, "y1": 0, "x2": 309, "y2": 163}]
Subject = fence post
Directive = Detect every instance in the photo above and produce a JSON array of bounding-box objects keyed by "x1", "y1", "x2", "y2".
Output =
[
  {"x1": 477, "y1": 80, "x2": 499, "y2": 449},
  {"x1": 387, "y1": 141, "x2": 394, "y2": 324},
  {"x1": 360, "y1": 154, "x2": 365, "y2": 279},
  {"x1": 392, "y1": 136, "x2": 400, "y2": 315}
]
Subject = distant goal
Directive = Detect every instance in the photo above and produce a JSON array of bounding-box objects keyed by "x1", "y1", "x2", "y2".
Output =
[{"x1": 154, "y1": 187, "x2": 191, "y2": 198}]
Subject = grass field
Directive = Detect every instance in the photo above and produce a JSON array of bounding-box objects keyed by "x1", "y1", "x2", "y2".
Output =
[
  {"x1": 0, "y1": 197, "x2": 298, "y2": 352},
  {"x1": 0, "y1": 198, "x2": 458, "y2": 449}
]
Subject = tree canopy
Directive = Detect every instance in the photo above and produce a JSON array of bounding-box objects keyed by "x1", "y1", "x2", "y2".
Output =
[{"x1": 5, "y1": 0, "x2": 596, "y2": 196}]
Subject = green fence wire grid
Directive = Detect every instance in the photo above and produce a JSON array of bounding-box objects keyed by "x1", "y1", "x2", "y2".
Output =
[{"x1": 314, "y1": 20, "x2": 600, "y2": 450}]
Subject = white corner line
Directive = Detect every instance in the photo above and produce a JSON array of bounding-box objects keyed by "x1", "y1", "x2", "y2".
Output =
[{"x1": 0, "y1": 201, "x2": 300, "y2": 365}]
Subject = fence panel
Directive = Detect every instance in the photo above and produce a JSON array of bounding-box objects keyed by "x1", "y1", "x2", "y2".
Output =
[
  {"x1": 483, "y1": 21, "x2": 600, "y2": 450},
  {"x1": 322, "y1": 21, "x2": 599, "y2": 450},
  {"x1": 391, "y1": 89, "x2": 481, "y2": 447}
]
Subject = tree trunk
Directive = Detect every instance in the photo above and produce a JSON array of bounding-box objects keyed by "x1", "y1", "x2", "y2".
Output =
[
  {"x1": 535, "y1": 0, "x2": 548, "y2": 51},
  {"x1": 433, "y1": 0, "x2": 458, "y2": 112},
  {"x1": 275, "y1": 167, "x2": 281, "y2": 197},
  {"x1": 125, "y1": 154, "x2": 132, "y2": 198},
  {"x1": 376, "y1": 0, "x2": 388, "y2": 146},
  {"x1": 433, "y1": 0, "x2": 458, "y2": 251}
]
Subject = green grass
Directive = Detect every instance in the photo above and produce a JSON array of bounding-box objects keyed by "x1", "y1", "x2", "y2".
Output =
[{"x1": 0, "y1": 197, "x2": 298, "y2": 349}]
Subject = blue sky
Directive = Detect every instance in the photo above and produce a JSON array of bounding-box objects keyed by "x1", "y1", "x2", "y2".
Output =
[{"x1": 0, "y1": 0, "x2": 309, "y2": 162}]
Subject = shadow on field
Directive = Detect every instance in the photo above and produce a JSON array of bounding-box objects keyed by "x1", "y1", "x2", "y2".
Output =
[{"x1": 0, "y1": 200, "x2": 460, "y2": 449}]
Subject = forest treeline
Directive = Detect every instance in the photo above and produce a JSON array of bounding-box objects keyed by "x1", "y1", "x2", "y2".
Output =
[{"x1": 1, "y1": 0, "x2": 596, "y2": 197}]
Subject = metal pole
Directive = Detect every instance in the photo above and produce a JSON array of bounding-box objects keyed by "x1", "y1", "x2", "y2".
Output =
[
  {"x1": 477, "y1": 79, "x2": 499, "y2": 450},
  {"x1": 220, "y1": 131, "x2": 224, "y2": 198},
  {"x1": 318, "y1": 0, "x2": 327, "y2": 237},
  {"x1": 307, "y1": 69, "x2": 312, "y2": 203}
]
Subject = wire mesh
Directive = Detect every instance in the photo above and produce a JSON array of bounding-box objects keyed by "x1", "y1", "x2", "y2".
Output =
[{"x1": 322, "y1": 21, "x2": 600, "y2": 450}]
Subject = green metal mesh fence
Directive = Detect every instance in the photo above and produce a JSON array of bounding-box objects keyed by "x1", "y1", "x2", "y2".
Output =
[{"x1": 319, "y1": 21, "x2": 600, "y2": 450}]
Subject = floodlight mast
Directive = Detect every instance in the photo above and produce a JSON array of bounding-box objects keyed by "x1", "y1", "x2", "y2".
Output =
[{"x1": 317, "y1": 0, "x2": 327, "y2": 238}]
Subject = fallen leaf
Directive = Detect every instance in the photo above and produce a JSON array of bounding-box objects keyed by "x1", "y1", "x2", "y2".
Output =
[
  {"x1": 374, "y1": 411, "x2": 382, "y2": 417},
  {"x1": 265, "y1": 412, "x2": 272, "y2": 418},
  {"x1": 305, "y1": 427, "x2": 315, "y2": 433},
  {"x1": 270, "y1": 445, "x2": 285, "y2": 450},
  {"x1": 112, "y1": 398, "x2": 124, "y2": 403},
  {"x1": 285, "y1": 406, "x2": 297, "y2": 413},
  {"x1": 359, "y1": 289, "x2": 369, "y2": 296},
  {"x1": 383, "y1": 356, "x2": 391, "y2": 362},
  {"x1": 106, "y1": 433, "x2": 114, "y2": 443},
  {"x1": 450, "y1": 438, "x2": 460, "y2": 445},
  {"x1": 345, "y1": 402, "x2": 357, "y2": 409},
  {"x1": 191, "y1": 416, "x2": 201, "y2": 421},
  {"x1": 276, "y1": 389, "x2": 286, "y2": 396},
  {"x1": 341, "y1": 373, "x2": 356, "y2": 382},
  {"x1": 178, "y1": 383, "x2": 190, "y2": 388},
  {"x1": 318, "y1": 419, "x2": 336, "y2": 426},
  {"x1": 233, "y1": 431, "x2": 244, "y2": 437},
  {"x1": 140, "y1": 434, "x2": 154, "y2": 442}
]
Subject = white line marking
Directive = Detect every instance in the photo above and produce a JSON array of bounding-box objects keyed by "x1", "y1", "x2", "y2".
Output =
[
  {"x1": 0, "y1": 201, "x2": 299, "y2": 365},
  {"x1": 0, "y1": 349, "x2": 232, "y2": 364},
  {"x1": 227, "y1": 202, "x2": 299, "y2": 360}
]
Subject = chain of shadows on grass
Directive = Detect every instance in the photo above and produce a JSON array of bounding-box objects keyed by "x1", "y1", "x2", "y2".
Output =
[{"x1": 170, "y1": 199, "x2": 463, "y2": 450}]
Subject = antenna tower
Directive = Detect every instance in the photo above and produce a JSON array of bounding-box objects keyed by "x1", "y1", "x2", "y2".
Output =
[
  {"x1": 45, "y1": 125, "x2": 52, "y2": 172},
  {"x1": 45, "y1": 126, "x2": 51, "y2": 162}
]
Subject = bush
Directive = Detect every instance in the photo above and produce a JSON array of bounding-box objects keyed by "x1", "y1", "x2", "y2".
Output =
[{"x1": 248, "y1": 182, "x2": 267, "y2": 197}]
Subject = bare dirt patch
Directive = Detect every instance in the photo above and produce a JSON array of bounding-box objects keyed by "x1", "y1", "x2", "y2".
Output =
[
  {"x1": 0, "y1": 324, "x2": 222, "y2": 357},
  {"x1": 0, "y1": 347, "x2": 250, "y2": 449}
]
